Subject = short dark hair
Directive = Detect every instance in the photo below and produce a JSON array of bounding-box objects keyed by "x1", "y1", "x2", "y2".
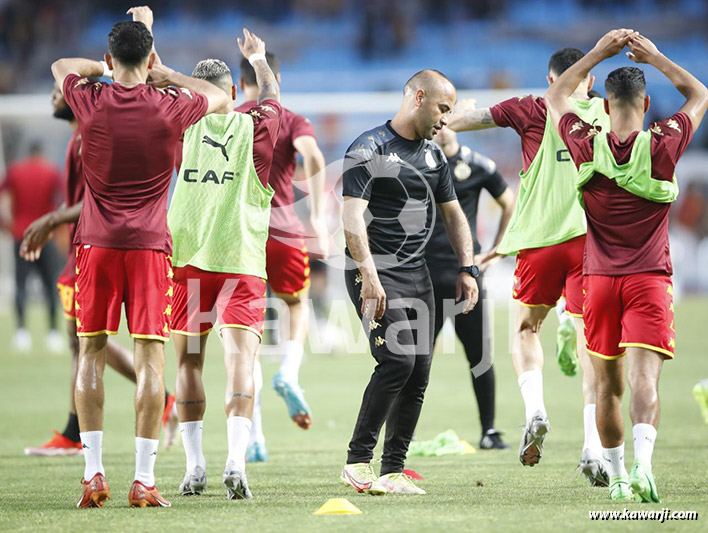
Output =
[
  {"x1": 548, "y1": 48, "x2": 585, "y2": 76},
  {"x1": 239, "y1": 52, "x2": 280, "y2": 86},
  {"x1": 107, "y1": 21, "x2": 153, "y2": 67},
  {"x1": 605, "y1": 67, "x2": 646, "y2": 103}
]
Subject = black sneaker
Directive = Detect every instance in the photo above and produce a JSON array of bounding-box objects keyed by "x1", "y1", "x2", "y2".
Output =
[{"x1": 480, "y1": 429, "x2": 510, "y2": 450}]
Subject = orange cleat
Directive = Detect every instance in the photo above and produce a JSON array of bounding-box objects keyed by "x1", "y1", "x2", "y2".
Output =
[
  {"x1": 25, "y1": 430, "x2": 83, "y2": 457},
  {"x1": 128, "y1": 480, "x2": 171, "y2": 508},
  {"x1": 162, "y1": 394, "x2": 179, "y2": 450},
  {"x1": 77, "y1": 473, "x2": 110, "y2": 508}
]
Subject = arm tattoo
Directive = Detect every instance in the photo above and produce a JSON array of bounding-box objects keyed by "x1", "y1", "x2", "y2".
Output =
[
  {"x1": 480, "y1": 109, "x2": 494, "y2": 125},
  {"x1": 253, "y1": 61, "x2": 280, "y2": 103}
]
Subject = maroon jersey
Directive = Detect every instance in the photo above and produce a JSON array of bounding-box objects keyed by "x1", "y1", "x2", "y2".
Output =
[
  {"x1": 1, "y1": 156, "x2": 62, "y2": 240},
  {"x1": 490, "y1": 95, "x2": 548, "y2": 172},
  {"x1": 559, "y1": 111, "x2": 693, "y2": 276},
  {"x1": 62, "y1": 74, "x2": 208, "y2": 253},
  {"x1": 235, "y1": 101, "x2": 316, "y2": 238}
]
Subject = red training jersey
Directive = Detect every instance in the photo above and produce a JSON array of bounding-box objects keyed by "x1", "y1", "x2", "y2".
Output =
[
  {"x1": 0, "y1": 155, "x2": 62, "y2": 240},
  {"x1": 235, "y1": 101, "x2": 316, "y2": 238},
  {"x1": 559, "y1": 111, "x2": 693, "y2": 276},
  {"x1": 59, "y1": 129, "x2": 84, "y2": 279},
  {"x1": 490, "y1": 95, "x2": 549, "y2": 173},
  {"x1": 62, "y1": 74, "x2": 208, "y2": 253}
]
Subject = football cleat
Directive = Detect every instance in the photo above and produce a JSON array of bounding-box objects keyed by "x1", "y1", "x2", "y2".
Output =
[
  {"x1": 162, "y1": 394, "x2": 179, "y2": 450},
  {"x1": 25, "y1": 430, "x2": 83, "y2": 457},
  {"x1": 608, "y1": 475, "x2": 634, "y2": 501},
  {"x1": 629, "y1": 461, "x2": 661, "y2": 503},
  {"x1": 519, "y1": 416, "x2": 550, "y2": 467},
  {"x1": 271, "y1": 371, "x2": 312, "y2": 429},
  {"x1": 480, "y1": 429, "x2": 510, "y2": 450},
  {"x1": 578, "y1": 448, "x2": 609, "y2": 487},
  {"x1": 77, "y1": 473, "x2": 110, "y2": 508},
  {"x1": 378, "y1": 472, "x2": 426, "y2": 495},
  {"x1": 340, "y1": 463, "x2": 387, "y2": 495},
  {"x1": 128, "y1": 480, "x2": 171, "y2": 507},
  {"x1": 222, "y1": 463, "x2": 253, "y2": 500},
  {"x1": 555, "y1": 320, "x2": 578, "y2": 377},
  {"x1": 693, "y1": 378, "x2": 708, "y2": 424},
  {"x1": 179, "y1": 466, "x2": 207, "y2": 496},
  {"x1": 246, "y1": 441, "x2": 268, "y2": 463}
]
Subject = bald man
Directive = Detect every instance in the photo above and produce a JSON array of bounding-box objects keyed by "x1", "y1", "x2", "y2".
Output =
[{"x1": 340, "y1": 69, "x2": 479, "y2": 495}]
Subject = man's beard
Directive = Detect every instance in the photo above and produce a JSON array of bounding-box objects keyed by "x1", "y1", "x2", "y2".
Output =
[{"x1": 53, "y1": 105, "x2": 75, "y2": 121}]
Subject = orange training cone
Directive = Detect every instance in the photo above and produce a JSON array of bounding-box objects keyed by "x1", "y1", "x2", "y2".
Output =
[{"x1": 313, "y1": 498, "x2": 363, "y2": 515}]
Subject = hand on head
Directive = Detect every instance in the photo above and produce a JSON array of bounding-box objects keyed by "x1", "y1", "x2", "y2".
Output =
[
  {"x1": 594, "y1": 28, "x2": 639, "y2": 59},
  {"x1": 127, "y1": 6, "x2": 154, "y2": 31}
]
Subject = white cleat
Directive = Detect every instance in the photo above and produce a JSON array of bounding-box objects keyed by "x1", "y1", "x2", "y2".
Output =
[
  {"x1": 180, "y1": 466, "x2": 207, "y2": 495},
  {"x1": 13, "y1": 328, "x2": 32, "y2": 352},
  {"x1": 340, "y1": 463, "x2": 387, "y2": 495},
  {"x1": 578, "y1": 448, "x2": 609, "y2": 487},
  {"x1": 46, "y1": 330, "x2": 64, "y2": 354},
  {"x1": 223, "y1": 463, "x2": 253, "y2": 500},
  {"x1": 519, "y1": 415, "x2": 550, "y2": 467},
  {"x1": 378, "y1": 472, "x2": 426, "y2": 495}
]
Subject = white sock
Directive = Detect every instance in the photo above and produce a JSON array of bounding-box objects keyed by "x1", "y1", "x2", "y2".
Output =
[
  {"x1": 80, "y1": 431, "x2": 105, "y2": 480},
  {"x1": 134, "y1": 437, "x2": 159, "y2": 486},
  {"x1": 249, "y1": 360, "x2": 265, "y2": 446},
  {"x1": 180, "y1": 421, "x2": 206, "y2": 472},
  {"x1": 226, "y1": 416, "x2": 252, "y2": 472},
  {"x1": 603, "y1": 443, "x2": 628, "y2": 478},
  {"x1": 555, "y1": 298, "x2": 573, "y2": 325},
  {"x1": 582, "y1": 404, "x2": 603, "y2": 457},
  {"x1": 633, "y1": 423, "x2": 657, "y2": 468},
  {"x1": 279, "y1": 340, "x2": 304, "y2": 382},
  {"x1": 518, "y1": 370, "x2": 547, "y2": 422}
]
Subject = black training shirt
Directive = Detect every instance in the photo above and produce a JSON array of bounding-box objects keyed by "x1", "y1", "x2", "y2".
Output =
[
  {"x1": 425, "y1": 144, "x2": 507, "y2": 264},
  {"x1": 343, "y1": 121, "x2": 457, "y2": 271}
]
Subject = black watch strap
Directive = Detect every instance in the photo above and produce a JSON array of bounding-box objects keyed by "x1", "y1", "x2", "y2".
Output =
[{"x1": 459, "y1": 265, "x2": 480, "y2": 278}]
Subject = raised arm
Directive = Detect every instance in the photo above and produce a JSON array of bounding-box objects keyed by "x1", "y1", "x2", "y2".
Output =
[
  {"x1": 342, "y1": 196, "x2": 386, "y2": 319},
  {"x1": 447, "y1": 99, "x2": 498, "y2": 132},
  {"x1": 51, "y1": 59, "x2": 104, "y2": 93},
  {"x1": 627, "y1": 34, "x2": 708, "y2": 131},
  {"x1": 546, "y1": 29, "x2": 636, "y2": 130},
  {"x1": 437, "y1": 200, "x2": 479, "y2": 312},
  {"x1": 294, "y1": 135, "x2": 329, "y2": 258},
  {"x1": 238, "y1": 29, "x2": 280, "y2": 103},
  {"x1": 128, "y1": 5, "x2": 162, "y2": 66}
]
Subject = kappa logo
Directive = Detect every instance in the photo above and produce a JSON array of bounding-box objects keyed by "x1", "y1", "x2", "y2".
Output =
[
  {"x1": 387, "y1": 152, "x2": 402, "y2": 164},
  {"x1": 202, "y1": 135, "x2": 233, "y2": 161}
]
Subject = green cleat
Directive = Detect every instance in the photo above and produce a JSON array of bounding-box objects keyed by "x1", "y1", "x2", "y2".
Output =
[
  {"x1": 608, "y1": 475, "x2": 634, "y2": 501},
  {"x1": 555, "y1": 320, "x2": 578, "y2": 377},
  {"x1": 629, "y1": 461, "x2": 661, "y2": 503},
  {"x1": 693, "y1": 379, "x2": 708, "y2": 424}
]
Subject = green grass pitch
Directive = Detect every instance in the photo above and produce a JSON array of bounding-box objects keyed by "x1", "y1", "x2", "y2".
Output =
[{"x1": 1, "y1": 298, "x2": 707, "y2": 532}]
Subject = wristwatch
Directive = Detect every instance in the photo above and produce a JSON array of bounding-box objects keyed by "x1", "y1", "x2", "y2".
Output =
[{"x1": 459, "y1": 265, "x2": 480, "y2": 278}]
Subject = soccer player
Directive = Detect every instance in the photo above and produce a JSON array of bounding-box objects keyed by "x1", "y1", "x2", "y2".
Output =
[
  {"x1": 341, "y1": 70, "x2": 478, "y2": 495},
  {"x1": 235, "y1": 53, "x2": 328, "y2": 461},
  {"x1": 426, "y1": 125, "x2": 513, "y2": 450},
  {"x1": 20, "y1": 81, "x2": 179, "y2": 457},
  {"x1": 546, "y1": 29, "x2": 708, "y2": 501},
  {"x1": 51, "y1": 13, "x2": 228, "y2": 508},
  {"x1": 448, "y1": 49, "x2": 609, "y2": 484},
  {"x1": 168, "y1": 31, "x2": 281, "y2": 500},
  {"x1": 0, "y1": 142, "x2": 63, "y2": 353}
]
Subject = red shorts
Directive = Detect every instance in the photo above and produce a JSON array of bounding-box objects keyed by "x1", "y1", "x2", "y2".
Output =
[
  {"x1": 171, "y1": 265, "x2": 267, "y2": 339},
  {"x1": 57, "y1": 274, "x2": 76, "y2": 320},
  {"x1": 266, "y1": 236, "x2": 310, "y2": 297},
  {"x1": 57, "y1": 247, "x2": 78, "y2": 319},
  {"x1": 513, "y1": 235, "x2": 585, "y2": 316},
  {"x1": 75, "y1": 245, "x2": 172, "y2": 341},
  {"x1": 583, "y1": 273, "x2": 675, "y2": 360}
]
